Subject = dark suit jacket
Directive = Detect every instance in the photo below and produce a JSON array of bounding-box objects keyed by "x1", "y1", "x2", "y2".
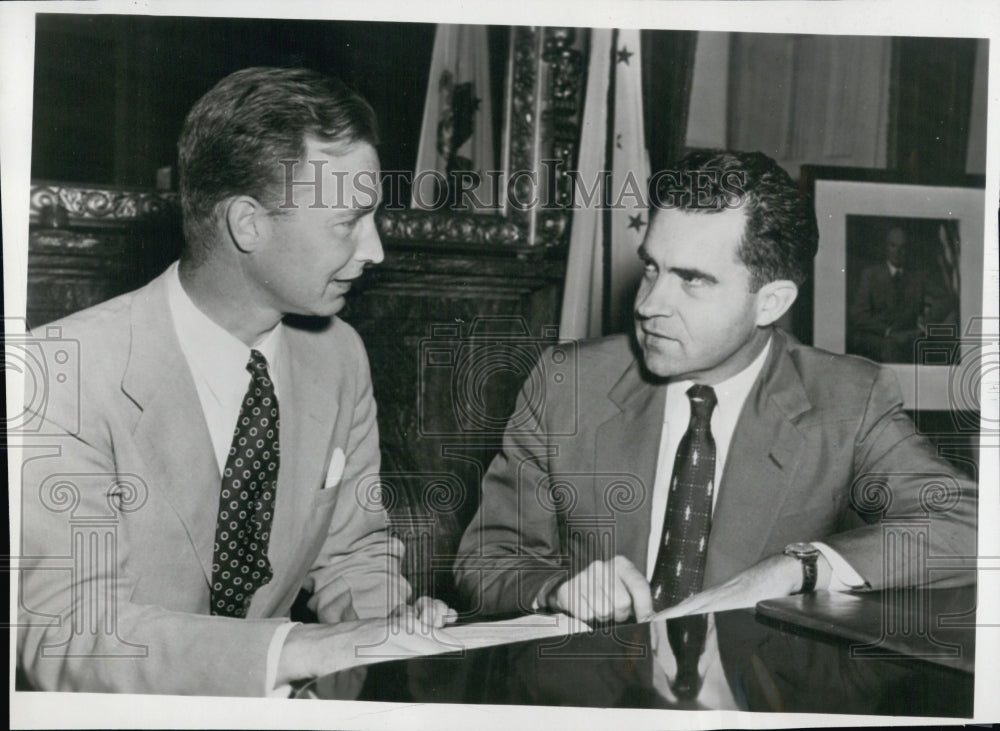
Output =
[
  {"x1": 454, "y1": 329, "x2": 976, "y2": 615},
  {"x1": 848, "y1": 263, "x2": 954, "y2": 362},
  {"x1": 17, "y1": 269, "x2": 408, "y2": 695}
]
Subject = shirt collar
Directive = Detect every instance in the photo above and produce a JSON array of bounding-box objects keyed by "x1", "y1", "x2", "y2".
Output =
[
  {"x1": 665, "y1": 334, "x2": 772, "y2": 421},
  {"x1": 165, "y1": 262, "x2": 282, "y2": 405}
]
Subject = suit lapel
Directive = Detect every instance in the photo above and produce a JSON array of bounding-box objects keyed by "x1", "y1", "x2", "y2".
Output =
[
  {"x1": 261, "y1": 325, "x2": 340, "y2": 606},
  {"x1": 122, "y1": 272, "x2": 221, "y2": 584},
  {"x1": 595, "y1": 360, "x2": 665, "y2": 573},
  {"x1": 122, "y1": 276, "x2": 342, "y2": 613},
  {"x1": 705, "y1": 331, "x2": 811, "y2": 586}
]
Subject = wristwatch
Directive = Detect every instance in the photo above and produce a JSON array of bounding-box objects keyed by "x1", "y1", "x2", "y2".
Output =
[{"x1": 783, "y1": 542, "x2": 820, "y2": 594}]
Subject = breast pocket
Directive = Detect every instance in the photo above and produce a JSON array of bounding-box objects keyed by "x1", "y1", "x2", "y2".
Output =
[{"x1": 314, "y1": 447, "x2": 346, "y2": 505}]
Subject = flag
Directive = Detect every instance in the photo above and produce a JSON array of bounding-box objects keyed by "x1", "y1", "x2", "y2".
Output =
[
  {"x1": 412, "y1": 24, "x2": 495, "y2": 211},
  {"x1": 559, "y1": 28, "x2": 650, "y2": 340}
]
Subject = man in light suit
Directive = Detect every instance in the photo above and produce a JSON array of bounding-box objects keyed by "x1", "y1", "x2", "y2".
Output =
[
  {"x1": 455, "y1": 150, "x2": 975, "y2": 630},
  {"x1": 17, "y1": 67, "x2": 452, "y2": 696}
]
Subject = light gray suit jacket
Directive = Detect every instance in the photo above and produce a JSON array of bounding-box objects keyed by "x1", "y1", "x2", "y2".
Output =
[
  {"x1": 455, "y1": 330, "x2": 977, "y2": 614},
  {"x1": 17, "y1": 269, "x2": 408, "y2": 695}
]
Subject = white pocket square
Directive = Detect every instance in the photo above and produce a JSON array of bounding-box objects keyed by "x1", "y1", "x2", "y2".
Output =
[{"x1": 324, "y1": 447, "x2": 346, "y2": 489}]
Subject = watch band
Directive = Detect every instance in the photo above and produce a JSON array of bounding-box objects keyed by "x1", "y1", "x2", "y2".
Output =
[
  {"x1": 799, "y1": 555, "x2": 818, "y2": 593},
  {"x1": 784, "y1": 542, "x2": 820, "y2": 594}
]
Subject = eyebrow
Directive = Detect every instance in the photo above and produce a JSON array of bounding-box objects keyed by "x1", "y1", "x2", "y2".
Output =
[
  {"x1": 334, "y1": 194, "x2": 382, "y2": 219},
  {"x1": 669, "y1": 266, "x2": 718, "y2": 284},
  {"x1": 637, "y1": 247, "x2": 719, "y2": 284}
]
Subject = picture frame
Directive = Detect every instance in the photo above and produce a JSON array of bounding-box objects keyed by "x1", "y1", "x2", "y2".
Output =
[{"x1": 809, "y1": 172, "x2": 986, "y2": 410}]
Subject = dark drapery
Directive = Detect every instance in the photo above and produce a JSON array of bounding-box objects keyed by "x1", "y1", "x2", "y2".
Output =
[
  {"x1": 888, "y1": 37, "x2": 979, "y2": 183},
  {"x1": 641, "y1": 30, "x2": 699, "y2": 173}
]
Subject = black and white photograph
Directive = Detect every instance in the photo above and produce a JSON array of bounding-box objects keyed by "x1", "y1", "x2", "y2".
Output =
[
  {"x1": 3, "y1": 1, "x2": 997, "y2": 729},
  {"x1": 846, "y1": 215, "x2": 961, "y2": 365},
  {"x1": 812, "y1": 176, "x2": 986, "y2": 411}
]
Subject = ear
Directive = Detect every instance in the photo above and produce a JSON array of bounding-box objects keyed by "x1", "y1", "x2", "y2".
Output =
[
  {"x1": 224, "y1": 196, "x2": 268, "y2": 253},
  {"x1": 754, "y1": 279, "x2": 798, "y2": 327}
]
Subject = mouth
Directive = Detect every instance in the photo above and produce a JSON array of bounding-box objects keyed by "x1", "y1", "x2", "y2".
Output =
[
  {"x1": 640, "y1": 327, "x2": 678, "y2": 342},
  {"x1": 331, "y1": 273, "x2": 364, "y2": 286}
]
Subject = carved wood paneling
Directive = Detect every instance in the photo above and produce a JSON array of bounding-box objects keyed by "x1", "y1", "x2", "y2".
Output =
[
  {"x1": 342, "y1": 249, "x2": 565, "y2": 602},
  {"x1": 27, "y1": 226, "x2": 182, "y2": 328}
]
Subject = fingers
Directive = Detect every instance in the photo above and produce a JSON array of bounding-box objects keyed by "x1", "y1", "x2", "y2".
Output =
[
  {"x1": 557, "y1": 557, "x2": 652, "y2": 623},
  {"x1": 615, "y1": 556, "x2": 654, "y2": 622},
  {"x1": 412, "y1": 596, "x2": 434, "y2": 628},
  {"x1": 389, "y1": 602, "x2": 419, "y2": 633},
  {"x1": 341, "y1": 602, "x2": 359, "y2": 622},
  {"x1": 412, "y1": 596, "x2": 458, "y2": 629}
]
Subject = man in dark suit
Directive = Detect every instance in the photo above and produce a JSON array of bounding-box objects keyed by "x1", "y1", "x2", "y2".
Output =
[
  {"x1": 17, "y1": 67, "x2": 453, "y2": 696},
  {"x1": 455, "y1": 150, "x2": 975, "y2": 638},
  {"x1": 848, "y1": 225, "x2": 954, "y2": 363}
]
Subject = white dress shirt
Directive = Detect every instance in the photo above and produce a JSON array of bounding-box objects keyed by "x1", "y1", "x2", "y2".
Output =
[
  {"x1": 645, "y1": 338, "x2": 773, "y2": 570},
  {"x1": 165, "y1": 262, "x2": 296, "y2": 696}
]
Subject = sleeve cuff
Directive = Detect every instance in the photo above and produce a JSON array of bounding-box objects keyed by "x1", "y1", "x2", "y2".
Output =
[
  {"x1": 265, "y1": 622, "x2": 300, "y2": 697},
  {"x1": 812, "y1": 541, "x2": 868, "y2": 591}
]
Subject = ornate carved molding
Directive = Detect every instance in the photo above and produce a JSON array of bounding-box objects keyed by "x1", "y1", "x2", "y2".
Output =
[
  {"x1": 383, "y1": 25, "x2": 584, "y2": 252},
  {"x1": 377, "y1": 209, "x2": 523, "y2": 247},
  {"x1": 543, "y1": 28, "x2": 585, "y2": 213},
  {"x1": 30, "y1": 183, "x2": 178, "y2": 226}
]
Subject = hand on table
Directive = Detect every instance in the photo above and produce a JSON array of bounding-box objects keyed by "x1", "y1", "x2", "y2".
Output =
[
  {"x1": 278, "y1": 597, "x2": 457, "y2": 685},
  {"x1": 545, "y1": 555, "x2": 653, "y2": 623}
]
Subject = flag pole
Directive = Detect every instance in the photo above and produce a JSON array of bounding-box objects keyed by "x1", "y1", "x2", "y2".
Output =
[{"x1": 601, "y1": 28, "x2": 619, "y2": 336}]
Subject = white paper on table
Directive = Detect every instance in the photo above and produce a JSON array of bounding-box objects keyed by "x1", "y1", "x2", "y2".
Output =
[
  {"x1": 436, "y1": 612, "x2": 592, "y2": 651},
  {"x1": 297, "y1": 614, "x2": 593, "y2": 698}
]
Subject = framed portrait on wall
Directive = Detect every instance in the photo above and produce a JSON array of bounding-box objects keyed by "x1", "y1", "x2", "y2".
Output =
[{"x1": 810, "y1": 174, "x2": 986, "y2": 411}]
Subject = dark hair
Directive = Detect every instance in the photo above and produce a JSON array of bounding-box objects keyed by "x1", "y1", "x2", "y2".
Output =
[
  {"x1": 649, "y1": 149, "x2": 818, "y2": 290},
  {"x1": 177, "y1": 66, "x2": 378, "y2": 257}
]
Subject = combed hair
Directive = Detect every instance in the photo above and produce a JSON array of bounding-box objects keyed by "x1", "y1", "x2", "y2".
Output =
[
  {"x1": 177, "y1": 67, "x2": 378, "y2": 258},
  {"x1": 649, "y1": 149, "x2": 818, "y2": 290}
]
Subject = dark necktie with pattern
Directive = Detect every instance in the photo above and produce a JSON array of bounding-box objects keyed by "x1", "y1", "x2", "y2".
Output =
[
  {"x1": 890, "y1": 268, "x2": 906, "y2": 323},
  {"x1": 649, "y1": 384, "x2": 717, "y2": 700},
  {"x1": 210, "y1": 349, "x2": 280, "y2": 618}
]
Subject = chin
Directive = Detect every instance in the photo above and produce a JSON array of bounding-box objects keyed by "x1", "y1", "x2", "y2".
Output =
[
  {"x1": 318, "y1": 299, "x2": 346, "y2": 318},
  {"x1": 639, "y1": 350, "x2": 678, "y2": 378},
  {"x1": 291, "y1": 297, "x2": 345, "y2": 320}
]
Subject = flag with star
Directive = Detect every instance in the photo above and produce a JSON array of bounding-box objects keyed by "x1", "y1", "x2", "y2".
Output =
[
  {"x1": 560, "y1": 28, "x2": 650, "y2": 340},
  {"x1": 412, "y1": 24, "x2": 495, "y2": 211}
]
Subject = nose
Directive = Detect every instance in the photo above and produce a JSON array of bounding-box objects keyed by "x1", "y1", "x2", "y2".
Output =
[
  {"x1": 635, "y1": 275, "x2": 675, "y2": 320},
  {"x1": 356, "y1": 214, "x2": 385, "y2": 265},
  {"x1": 635, "y1": 276, "x2": 677, "y2": 320}
]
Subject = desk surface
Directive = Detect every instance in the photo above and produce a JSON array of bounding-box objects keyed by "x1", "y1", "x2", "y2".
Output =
[
  {"x1": 298, "y1": 588, "x2": 975, "y2": 717},
  {"x1": 757, "y1": 585, "x2": 976, "y2": 674}
]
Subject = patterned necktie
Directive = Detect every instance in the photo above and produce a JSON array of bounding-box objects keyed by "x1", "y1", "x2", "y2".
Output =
[
  {"x1": 210, "y1": 349, "x2": 280, "y2": 618},
  {"x1": 649, "y1": 384, "x2": 717, "y2": 700},
  {"x1": 890, "y1": 268, "x2": 907, "y2": 325}
]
